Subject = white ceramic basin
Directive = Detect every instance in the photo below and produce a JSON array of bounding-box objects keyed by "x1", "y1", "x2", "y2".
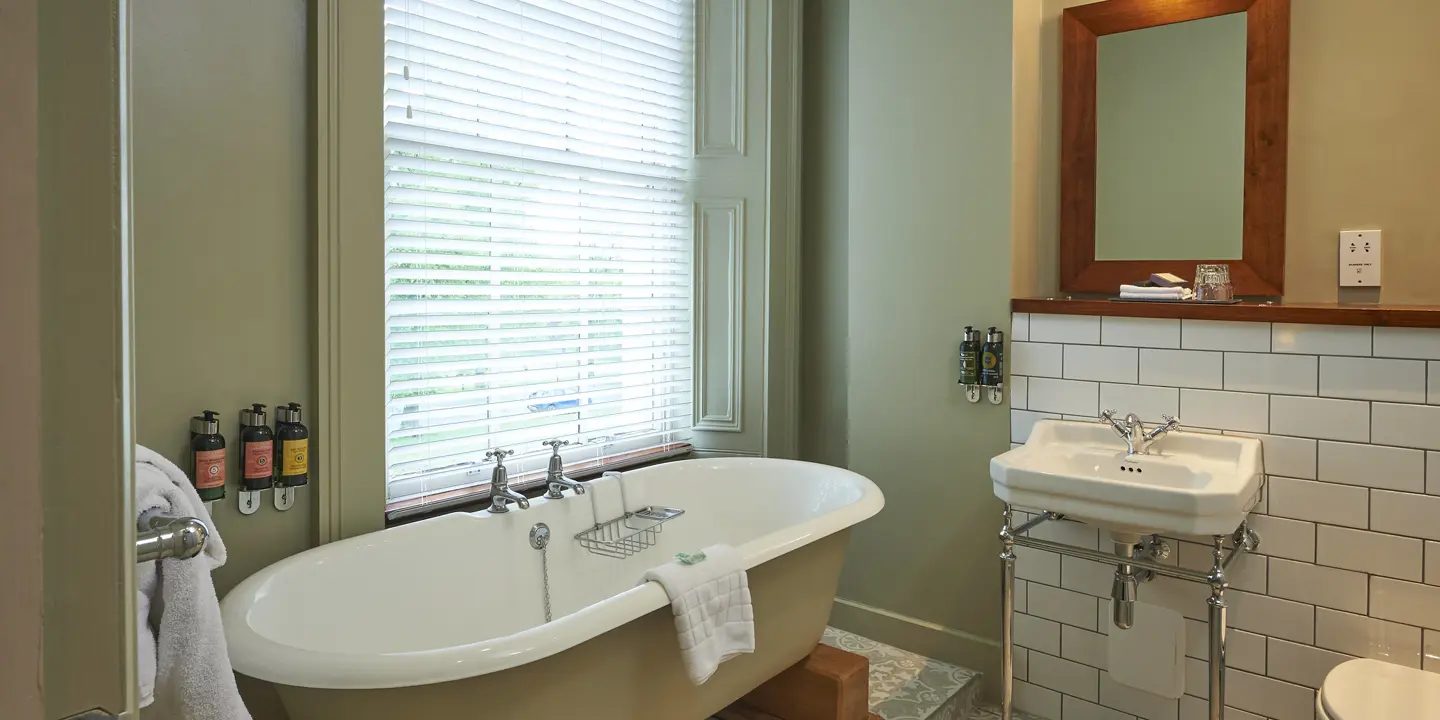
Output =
[{"x1": 992, "y1": 420, "x2": 1263, "y2": 536}]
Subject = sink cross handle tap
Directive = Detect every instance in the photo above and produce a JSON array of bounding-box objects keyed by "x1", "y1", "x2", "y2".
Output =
[{"x1": 1100, "y1": 410, "x2": 1180, "y2": 455}]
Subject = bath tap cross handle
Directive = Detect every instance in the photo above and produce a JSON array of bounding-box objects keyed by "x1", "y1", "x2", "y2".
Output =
[
  {"x1": 542, "y1": 439, "x2": 571, "y2": 452},
  {"x1": 485, "y1": 448, "x2": 514, "y2": 462}
]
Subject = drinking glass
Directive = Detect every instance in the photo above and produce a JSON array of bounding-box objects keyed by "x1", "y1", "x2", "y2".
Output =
[{"x1": 1195, "y1": 264, "x2": 1233, "y2": 301}]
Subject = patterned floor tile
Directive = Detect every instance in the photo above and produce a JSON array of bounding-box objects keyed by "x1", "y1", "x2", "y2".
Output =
[
  {"x1": 966, "y1": 705, "x2": 1046, "y2": 720},
  {"x1": 712, "y1": 627, "x2": 987, "y2": 720},
  {"x1": 821, "y1": 627, "x2": 982, "y2": 720}
]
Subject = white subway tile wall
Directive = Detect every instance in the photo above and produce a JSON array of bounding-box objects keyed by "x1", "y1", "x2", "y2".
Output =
[
  {"x1": 1032, "y1": 314, "x2": 1102, "y2": 345},
  {"x1": 1181, "y1": 319, "x2": 1270, "y2": 353},
  {"x1": 1223, "y1": 352, "x2": 1317, "y2": 396},
  {"x1": 1139, "y1": 349, "x2": 1224, "y2": 390},
  {"x1": 1101, "y1": 316, "x2": 1180, "y2": 349},
  {"x1": 1065, "y1": 345, "x2": 1140, "y2": 384},
  {"x1": 1269, "y1": 395, "x2": 1370, "y2": 443},
  {"x1": 1100, "y1": 384, "x2": 1179, "y2": 424},
  {"x1": 1429, "y1": 452, "x2": 1440, "y2": 495},
  {"x1": 1007, "y1": 316, "x2": 1440, "y2": 719},
  {"x1": 1178, "y1": 389, "x2": 1269, "y2": 433},
  {"x1": 1371, "y1": 402, "x2": 1440, "y2": 450},
  {"x1": 1314, "y1": 607, "x2": 1423, "y2": 667},
  {"x1": 1028, "y1": 378, "x2": 1101, "y2": 417},
  {"x1": 1373, "y1": 326, "x2": 1440, "y2": 360},
  {"x1": 1317, "y1": 441, "x2": 1425, "y2": 492},
  {"x1": 1015, "y1": 342, "x2": 1065, "y2": 378},
  {"x1": 1318, "y1": 356, "x2": 1427, "y2": 403},
  {"x1": 1272, "y1": 323, "x2": 1371, "y2": 356}
]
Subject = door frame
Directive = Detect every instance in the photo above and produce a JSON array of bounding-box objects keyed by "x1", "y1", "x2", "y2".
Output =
[{"x1": 35, "y1": 0, "x2": 138, "y2": 716}]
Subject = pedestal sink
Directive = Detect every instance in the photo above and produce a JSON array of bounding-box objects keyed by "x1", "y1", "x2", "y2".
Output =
[{"x1": 991, "y1": 419, "x2": 1263, "y2": 537}]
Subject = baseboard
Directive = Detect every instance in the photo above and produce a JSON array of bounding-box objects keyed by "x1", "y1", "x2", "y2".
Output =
[{"x1": 828, "y1": 597, "x2": 1005, "y2": 702}]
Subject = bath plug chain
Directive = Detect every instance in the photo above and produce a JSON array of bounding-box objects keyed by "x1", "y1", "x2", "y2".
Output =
[{"x1": 530, "y1": 523, "x2": 552, "y2": 623}]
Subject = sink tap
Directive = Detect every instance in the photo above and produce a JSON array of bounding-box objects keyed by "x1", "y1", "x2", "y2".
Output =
[
  {"x1": 1100, "y1": 410, "x2": 1180, "y2": 455},
  {"x1": 485, "y1": 449, "x2": 529, "y2": 513},
  {"x1": 541, "y1": 439, "x2": 586, "y2": 499},
  {"x1": 1144, "y1": 415, "x2": 1181, "y2": 448}
]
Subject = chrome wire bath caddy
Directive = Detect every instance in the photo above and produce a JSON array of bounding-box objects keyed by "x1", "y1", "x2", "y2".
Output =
[{"x1": 575, "y1": 472, "x2": 684, "y2": 559}]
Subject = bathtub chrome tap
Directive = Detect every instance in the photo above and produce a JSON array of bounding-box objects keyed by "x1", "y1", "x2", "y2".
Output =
[
  {"x1": 1100, "y1": 409, "x2": 1180, "y2": 455},
  {"x1": 541, "y1": 439, "x2": 586, "y2": 499},
  {"x1": 485, "y1": 449, "x2": 529, "y2": 513}
]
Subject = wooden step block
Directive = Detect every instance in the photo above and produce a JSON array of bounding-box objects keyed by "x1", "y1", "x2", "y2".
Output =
[{"x1": 739, "y1": 643, "x2": 870, "y2": 720}]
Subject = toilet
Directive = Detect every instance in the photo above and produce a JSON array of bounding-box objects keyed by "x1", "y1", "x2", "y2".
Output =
[{"x1": 1317, "y1": 659, "x2": 1440, "y2": 719}]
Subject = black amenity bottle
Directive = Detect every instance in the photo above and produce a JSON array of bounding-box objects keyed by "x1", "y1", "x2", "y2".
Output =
[
  {"x1": 275, "y1": 402, "x2": 310, "y2": 488},
  {"x1": 980, "y1": 327, "x2": 1005, "y2": 387},
  {"x1": 959, "y1": 326, "x2": 982, "y2": 386},
  {"x1": 239, "y1": 403, "x2": 275, "y2": 492},
  {"x1": 190, "y1": 410, "x2": 227, "y2": 502}
]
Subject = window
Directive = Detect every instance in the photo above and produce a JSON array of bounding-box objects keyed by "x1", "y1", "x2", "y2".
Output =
[{"x1": 382, "y1": 0, "x2": 696, "y2": 504}]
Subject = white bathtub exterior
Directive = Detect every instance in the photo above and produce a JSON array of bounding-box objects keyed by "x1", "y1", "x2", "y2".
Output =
[{"x1": 221, "y1": 458, "x2": 883, "y2": 690}]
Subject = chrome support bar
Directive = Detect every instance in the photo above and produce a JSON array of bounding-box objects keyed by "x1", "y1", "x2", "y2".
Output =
[
  {"x1": 1009, "y1": 534, "x2": 1246, "y2": 584},
  {"x1": 1207, "y1": 535, "x2": 1229, "y2": 720},
  {"x1": 135, "y1": 514, "x2": 208, "y2": 564},
  {"x1": 999, "y1": 504, "x2": 1257, "y2": 720},
  {"x1": 999, "y1": 506, "x2": 1018, "y2": 720}
]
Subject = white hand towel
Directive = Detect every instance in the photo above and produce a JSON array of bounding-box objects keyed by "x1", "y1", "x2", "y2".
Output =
[
  {"x1": 134, "y1": 445, "x2": 251, "y2": 720},
  {"x1": 1120, "y1": 285, "x2": 1195, "y2": 300},
  {"x1": 641, "y1": 544, "x2": 755, "y2": 685},
  {"x1": 1119, "y1": 284, "x2": 1192, "y2": 296}
]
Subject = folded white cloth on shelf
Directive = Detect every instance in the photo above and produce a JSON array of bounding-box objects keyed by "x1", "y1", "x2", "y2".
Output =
[
  {"x1": 641, "y1": 544, "x2": 755, "y2": 685},
  {"x1": 135, "y1": 445, "x2": 251, "y2": 720},
  {"x1": 1120, "y1": 285, "x2": 1195, "y2": 300}
]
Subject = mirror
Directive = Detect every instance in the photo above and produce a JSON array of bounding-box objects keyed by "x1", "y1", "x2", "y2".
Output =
[
  {"x1": 1059, "y1": 0, "x2": 1290, "y2": 296},
  {"x1": 1096, "y1": 13, "x2": 1246, "y2": 261}
]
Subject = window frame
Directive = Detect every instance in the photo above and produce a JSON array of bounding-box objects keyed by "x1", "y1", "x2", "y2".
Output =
[{"x1": 315, "y1": 0, "x2": 802, "y2": 541}]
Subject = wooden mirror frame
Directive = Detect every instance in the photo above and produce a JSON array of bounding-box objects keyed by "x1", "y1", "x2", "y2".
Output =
[{"x1": 1060, "y1": 0, "x2": 1290, "y2": 296}]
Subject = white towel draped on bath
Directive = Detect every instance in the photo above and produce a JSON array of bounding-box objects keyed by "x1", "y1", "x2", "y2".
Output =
[
  {"x1": 135, "y1": 445, "x2": 251, "y2": 720},
  {"x1": 641, "y1": 544, "x2": 755, "y2": 685}
]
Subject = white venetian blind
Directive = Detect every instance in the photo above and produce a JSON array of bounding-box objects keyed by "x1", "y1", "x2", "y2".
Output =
[{"x1": 383, "y1": 0, "x2": 695, "y2": 503}]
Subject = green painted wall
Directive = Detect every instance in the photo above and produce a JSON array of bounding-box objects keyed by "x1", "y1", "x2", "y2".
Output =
[
  {"x1": 826, "y1": 0, "x2": 1013, "y2": 689},
  {"x1": 131, "y1": 0, "x2": 315, "y2": 597},
  {"x1": 800, "y1": 0, "x2": 849, "y2": 469},
  {"x1": 1094, "y1": 13, "x2": 1247, "y2": 262}
]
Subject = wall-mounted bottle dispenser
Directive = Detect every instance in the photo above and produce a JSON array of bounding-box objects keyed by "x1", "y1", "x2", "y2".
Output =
[
  {"x1": 981, "y1": 326, "x2": 1005, "y2": 405},
  {"x1": 273, "y1": 402, "x2": 309, "y2": 511},
  {"x1": 238, "y1": 403, "x2": 274, "y2": 515},
  {"x1": 960, "y1": 326, "x2": 982, "y2": 403}
]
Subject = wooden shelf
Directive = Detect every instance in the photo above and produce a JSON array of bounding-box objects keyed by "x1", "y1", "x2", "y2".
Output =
[{"x1": 1012, "y1": 297, "x2": 1440, "y2": 328}]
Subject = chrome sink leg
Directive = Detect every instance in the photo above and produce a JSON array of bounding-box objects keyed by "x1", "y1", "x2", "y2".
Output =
[
  {"x1": 1000, "y1": 504, "x2": 1017, "y2": 720},
  {"x1": 1207, "y1": 534, "x2": 1229, "y2": 720}
]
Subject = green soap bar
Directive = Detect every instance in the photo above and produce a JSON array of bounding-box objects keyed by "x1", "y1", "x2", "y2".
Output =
[{"x1": 675, "y1": 551, "x2": 707, "y2": 565}]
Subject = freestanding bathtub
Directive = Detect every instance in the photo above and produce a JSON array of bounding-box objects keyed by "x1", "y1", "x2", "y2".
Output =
[{"x1": 221, "y1": 457, "x2": 884, "y2": 720}]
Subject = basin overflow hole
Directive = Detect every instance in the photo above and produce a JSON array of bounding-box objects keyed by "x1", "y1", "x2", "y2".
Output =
[{"x1": 1120, "y1": 465, "x2": 1144, "y2": 474}]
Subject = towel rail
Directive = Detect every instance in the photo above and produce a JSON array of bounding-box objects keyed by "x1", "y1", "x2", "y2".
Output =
[{"x1": 136, "y1": 513, "x2": 208, "y2": 563}]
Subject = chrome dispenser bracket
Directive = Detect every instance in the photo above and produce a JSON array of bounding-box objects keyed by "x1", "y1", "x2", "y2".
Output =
[
  {"x1": 239, "y1": 488, "x2": 264, "y2": 515},
  {"x1": 987, "y1": 384, "x2": 1005, "y2": 405},
  {"x1": 273, "y1": 486, "x2": 296, "y2": 511},
  {"x1": 964, "y1": 384, "x2": 982, "y2": 403}
]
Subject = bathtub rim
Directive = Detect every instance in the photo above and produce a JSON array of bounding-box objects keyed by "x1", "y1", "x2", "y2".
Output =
[{"x1": 220, "y1": 458, "x2": 884, "y2": 690}]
